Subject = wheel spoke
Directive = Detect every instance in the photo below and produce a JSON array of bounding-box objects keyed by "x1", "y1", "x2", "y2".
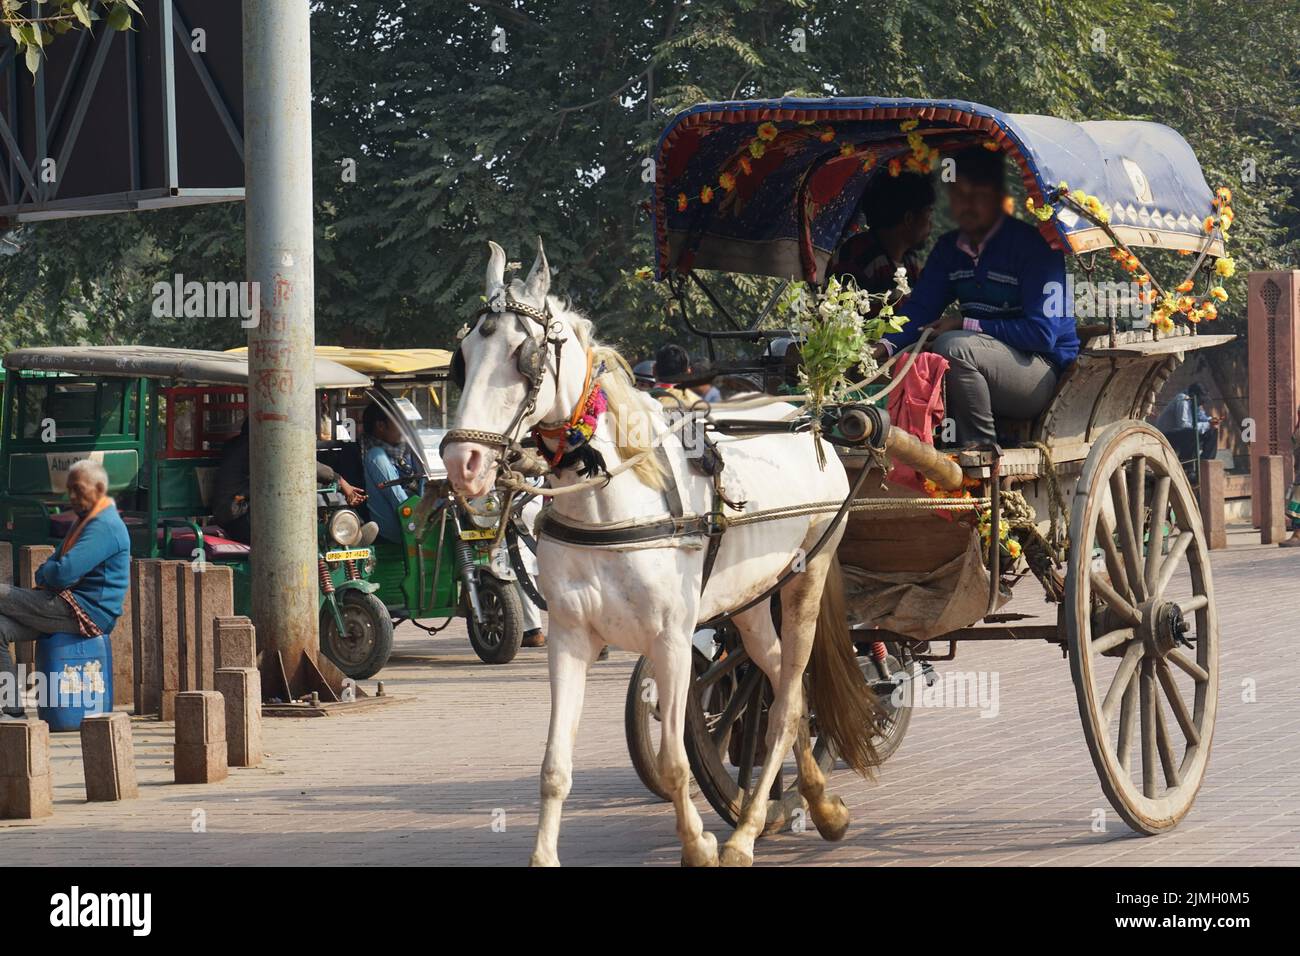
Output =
[
  {"x1": 1168, "y1": 647, "x2": 1210, "y2": 683},
  {"x1": 1179, "y1": 593, "x2": 1209, "y2": 613},
  {"x1": 1092, "y1": 627, "x2": 1135, "y2": 656},
  {"x1": 698, "y1": 646, "x2": 747, "y2": 690},
  {"x1": 1153, "y1": 689, "x2": 1181, "y2": 788},
  {"x1": 1153, "y1": 531, "x2": 1193, "y2": 599},
  {"x1": 1097, "y1": 514, "x2": 1134, "y2": 601},
  {"x1": 1156, "y1": 659, "x2": 1200, "y2": 746},
  {"x1": 1090, "y1": 571, "x2": 1142, "y2": 627},
  {"x1": 1143, "y1": 476, "x2": 1171, "y2": 595},
  {"x1": 1109, "y1": 470, "x2": 1147, "y2": 602},
  {"x1": 1140, "y1": 659, "x2": 1158, "y2": 798},
  {"x1": 1117, "y1": 676, "x2": 1138, "y2": 773},
  {"x1": 1128, "y1": 455, "x2": 1147, "y2": 547},
  {"x1": 736, "y1": 678, "x2": 765, "y2": 793},
  {"x1": 1101, "y1": 643, "x2": 1144, "y2": 726},
  {"x1": 711, "y1": 666, "x2": 762, "y2": 746}
]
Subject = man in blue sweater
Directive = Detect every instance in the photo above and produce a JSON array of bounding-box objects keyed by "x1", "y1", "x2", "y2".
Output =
[
  {"x1": 0, "y1": 459, "x2": 130, "y2": 717},
  {"x1": 874, "y1": 146, "x2": 1080, "y2": 445}
]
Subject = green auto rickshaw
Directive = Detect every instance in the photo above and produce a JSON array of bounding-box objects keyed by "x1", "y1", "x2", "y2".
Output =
[
  {"x1": 319, "y1": 348, "x2": 537, "y2": 665},
  {"x1": 0, "y1": 346, "x2": 396, "y2": 679}
]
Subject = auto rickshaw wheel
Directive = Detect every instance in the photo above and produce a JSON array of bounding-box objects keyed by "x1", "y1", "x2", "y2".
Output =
[
  {"x1": 466, "y1": 574, "x2": 525, "y2": 664},
  {"x1": 320, "y1": 590, "x2": 395, "y2": 680}
]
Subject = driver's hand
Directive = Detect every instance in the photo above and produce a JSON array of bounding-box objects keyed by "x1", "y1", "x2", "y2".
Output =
[{"x1": 339, "y1": 478, "x2": 366, "y2": 506}]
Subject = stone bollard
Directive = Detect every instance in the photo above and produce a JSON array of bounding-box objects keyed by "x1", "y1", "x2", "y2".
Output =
[
  {"x1": 132, "y1": 558, "x2": 162, "y2": 717},
  {"x1": 214, "y1": 668, "x2": 262, "y2": 768},
  {"x1": 1259, "y1": 455, "x2": 1287, "y2": 545},
  {"x1": 214, "y1": 616, "x2": 257, "y2": 669},
  {"x1": 80, "y1": 712, "x2": 138, "y2": 802},
  {"x1": 194, "y1": 565, "x2": 234, "y2": 689},
  {"x1": 157, "y1": 560, "x2": 189, "y2": 720},
  {"x1": 1197, "y1": 458, "x2": 1227, "y2": 550},
  {"x1": 0, "y1": 719, "x2": 53, "y2": 819},
  {"x1": 173, "y1": 691, "x2": 228, "y2": 784}
]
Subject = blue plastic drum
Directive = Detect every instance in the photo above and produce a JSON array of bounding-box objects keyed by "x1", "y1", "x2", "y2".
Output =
[{"x1": 35, "y1": 632, "x2": 114, "y2": 732}]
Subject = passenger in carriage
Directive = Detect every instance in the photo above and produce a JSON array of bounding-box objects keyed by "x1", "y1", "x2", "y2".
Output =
[
  {"x1": 873, "y1": 146, "x2": 1080, "y2": 446},
  {"x1": 828, "y1": 171, "x2": 934, "y2": 300}
]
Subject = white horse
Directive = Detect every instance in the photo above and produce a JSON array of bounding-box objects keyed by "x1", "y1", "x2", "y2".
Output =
[{"x1": 442, "y1": 239, "x2": 880, "y2": 866}]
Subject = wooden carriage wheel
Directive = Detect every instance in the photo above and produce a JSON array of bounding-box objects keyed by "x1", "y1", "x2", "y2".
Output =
[{"x1": 1065, "y1": 420, "x2": 1219, "y2": 834}]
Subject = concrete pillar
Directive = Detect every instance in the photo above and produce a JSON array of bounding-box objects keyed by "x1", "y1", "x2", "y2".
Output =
[
  {"x1": 132, "y1": 558, "x2": 162, "y2": 717},
  {"x1": 195, "y1": 565, "x2": 235, "y2": 689},
  {"x1": 1260, "y1": 455, "x2": 1287, "y2": 544},
  {"x1": 1197, "y1": 458, "x2": 1228, "y2": 550},
  {"x1": 214, "y1": 668, "x2": 262, "y2": 768},
  {"x1": 0, "y1": 719, "x2": 53, "y2": 819},
  {"x1": 174, "y1": 691, "x2": 228, "y2": 784},
  {"x1": 80, "y1": 712, "x2": 138, "y2": 802},
  {"x1": 243, "y1": 0, "x2": 323, "y2": 694},
  {"x1": 214, "y1": 616, "x2": 257, "y2": 669}
]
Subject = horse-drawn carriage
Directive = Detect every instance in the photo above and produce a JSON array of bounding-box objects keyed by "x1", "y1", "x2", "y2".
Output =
[{"x1": 443, "y1": 96, "x2": 1230, "y2": 865}]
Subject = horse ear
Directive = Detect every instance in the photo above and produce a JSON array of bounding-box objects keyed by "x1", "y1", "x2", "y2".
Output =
[
  {"x1": 486, "y1": 240, "x2": 506, "y2": 297},
  {"x1": 523, "y1": 236, "x2": 550, "y2": 304}
]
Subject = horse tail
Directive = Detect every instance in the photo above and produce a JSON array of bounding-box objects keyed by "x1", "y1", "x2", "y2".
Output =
[{"x1": 807, "y1": 554, "x2": 883, "y2": 778}]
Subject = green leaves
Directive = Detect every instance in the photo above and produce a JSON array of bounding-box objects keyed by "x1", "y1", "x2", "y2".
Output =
[{"x1": 4, "y1": 0, "x2": 134, "y2": 74}]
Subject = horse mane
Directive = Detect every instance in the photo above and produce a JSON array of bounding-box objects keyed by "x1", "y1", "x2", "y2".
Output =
[{"x1": 557, "y1": 298, "x2": 666, "y2": 491}]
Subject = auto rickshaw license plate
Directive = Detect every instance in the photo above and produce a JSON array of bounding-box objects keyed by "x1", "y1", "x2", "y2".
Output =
[{"x1": 325, "y1": 548, "x2": 372, "y2": 562}]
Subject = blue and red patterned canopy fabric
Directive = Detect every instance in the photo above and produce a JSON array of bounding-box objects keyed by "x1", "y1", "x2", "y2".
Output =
[{"x1": 652, "y1": 97, "x2": 1224, "y2": 282}]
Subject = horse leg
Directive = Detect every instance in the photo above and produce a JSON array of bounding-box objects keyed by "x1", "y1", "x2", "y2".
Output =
[
  {"x1": 792, "y1": 711, "x2": 851, "y2": 841},
  {"x1": 719, "y1": 563, "x2": 827, "y2": 867},
  {"x1": 529, "y1": 628, "x2": 600, "y2": 867},
  {"x1": 650, "y1": 634, "x2": 718, "y2": 866}
]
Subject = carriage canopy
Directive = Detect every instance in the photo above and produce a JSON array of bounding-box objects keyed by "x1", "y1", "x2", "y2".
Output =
[{"x1": 652, "y1": 97, "x2": 1224, "y2": 282}]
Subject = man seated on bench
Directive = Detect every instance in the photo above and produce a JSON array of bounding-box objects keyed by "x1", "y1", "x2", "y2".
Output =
[
  {"x1": 0, "y1": 460, "x2": 130, "y2": 717},
  {"x1": 873, "y1": 146, "x2": 1080, "y2": 446}
]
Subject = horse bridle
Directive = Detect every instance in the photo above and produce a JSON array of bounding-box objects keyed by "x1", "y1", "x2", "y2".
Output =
[{"x1": 440, "y1": 292, "x2": 568, "y2": 459}]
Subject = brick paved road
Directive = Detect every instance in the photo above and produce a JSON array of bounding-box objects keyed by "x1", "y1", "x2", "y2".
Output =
[{"x1": 3, "y1": 527, "x2": 1297, "y2": 866}]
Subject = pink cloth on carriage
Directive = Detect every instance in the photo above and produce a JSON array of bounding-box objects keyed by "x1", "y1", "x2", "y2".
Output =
[{"x1": 886, "y1": 351, "x2": 949, "y2": 491}]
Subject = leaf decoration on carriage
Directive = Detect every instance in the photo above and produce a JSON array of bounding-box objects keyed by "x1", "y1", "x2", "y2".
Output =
[{"x1": 651, "y1": 97, "x2": 1227, "y2": 289}]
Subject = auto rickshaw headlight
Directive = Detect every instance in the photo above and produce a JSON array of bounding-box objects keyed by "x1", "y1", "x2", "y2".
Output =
[
  {"x1": 466, "y1": 492, "x2": 503, "y2": 530},
  {"x1": 328, "y1": 509, "x2": 363, "y2": 547}
]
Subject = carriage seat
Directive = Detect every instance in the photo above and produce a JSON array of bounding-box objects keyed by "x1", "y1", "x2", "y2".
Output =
[{"x1": 163, "y1": 529, "x2": 251, "y2": 560}]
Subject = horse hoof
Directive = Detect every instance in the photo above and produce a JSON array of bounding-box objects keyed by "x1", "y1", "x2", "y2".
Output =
[
  {"x1": 529, "y1": 852, "x2": 561, "y2": 867},
  {"x1": 811, "y1": 795, "x2": 851, "y2": 842},
  {"x1": 719, "y1": 843, "x2": 754, "y2": 868},
  {"x1": 681, "y1": 831, "x2": 719, "y2": 867}
]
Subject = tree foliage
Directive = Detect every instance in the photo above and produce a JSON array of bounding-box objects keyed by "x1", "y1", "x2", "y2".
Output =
[{"x1": 0, "y1": 0, "x2": 1296, "y2": 356}]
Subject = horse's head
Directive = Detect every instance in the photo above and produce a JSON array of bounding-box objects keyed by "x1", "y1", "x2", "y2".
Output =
[{"x1": 442, "y1": 238, "x2": 585, "y2": 496}]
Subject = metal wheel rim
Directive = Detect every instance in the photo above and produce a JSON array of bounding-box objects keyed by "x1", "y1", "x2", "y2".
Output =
[
  {"x1": 327, "y1": 600, "x2": 379, "y2": 669},
  {"x1": 471, "y1": 589, "x2": 506, "y2": 649}
]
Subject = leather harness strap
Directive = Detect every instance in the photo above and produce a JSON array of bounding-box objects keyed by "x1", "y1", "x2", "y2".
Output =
[{"x1": 537, "y1": 511, "x2": 714, "y2": 547}]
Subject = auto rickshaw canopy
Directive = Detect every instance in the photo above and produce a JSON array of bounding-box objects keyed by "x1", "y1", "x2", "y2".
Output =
[
  {"x1": 652, "y1": 96, "x2": 1226, "y2": 282},
  {"x1": 4, "y1": 345, "x2": 371, "y2": 389}
]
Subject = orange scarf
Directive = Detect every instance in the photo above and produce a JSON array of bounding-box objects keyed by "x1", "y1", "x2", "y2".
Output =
[{"x1": 60, "y1": 496, "x2": 113, "y2": 555}]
